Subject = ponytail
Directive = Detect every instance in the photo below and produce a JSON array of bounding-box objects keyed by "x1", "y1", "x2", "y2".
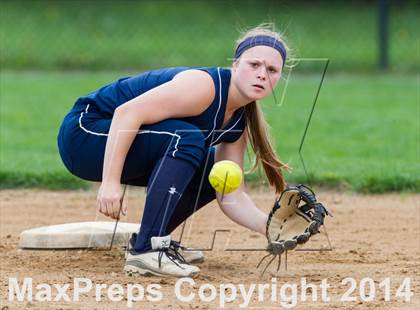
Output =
[
  {"x1": 244, "y1": 101, "x2": 288, "y2": 193},
  {"x1": 235, "y1": 22, "x2": 293, "y2": 193}
]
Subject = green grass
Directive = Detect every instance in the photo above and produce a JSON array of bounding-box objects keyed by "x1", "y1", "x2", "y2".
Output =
[
  {"x1": 1, "y1": 70, "x2": 418, "y2": 192},
  {"x1": 0, "y1": 1, "x2": 419, "y2": 72},
  {"x1": 249, "y1": 70, "x2": 419, "y2": 192}
]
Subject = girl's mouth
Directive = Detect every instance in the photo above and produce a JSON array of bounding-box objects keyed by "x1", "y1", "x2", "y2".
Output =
[{"x1": 252, "y1": 84, "x2": 265, "y2": 90}]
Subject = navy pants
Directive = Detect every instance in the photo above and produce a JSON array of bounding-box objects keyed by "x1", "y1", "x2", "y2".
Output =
[{"x1": 58, "y1": 107, "x2": 216, "y2": 251}]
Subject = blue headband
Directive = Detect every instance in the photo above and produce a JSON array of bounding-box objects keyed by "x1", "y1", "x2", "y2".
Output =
[{"x1": 234, "y1": 35, "x2": 287, "y2": 66}]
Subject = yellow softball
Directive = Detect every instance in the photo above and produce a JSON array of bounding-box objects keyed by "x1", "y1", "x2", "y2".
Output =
[{"x1": 208, "y1": 160, "x2": 243, "y2": 194}]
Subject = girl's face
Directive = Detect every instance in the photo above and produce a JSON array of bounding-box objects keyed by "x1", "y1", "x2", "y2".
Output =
[{"x1": 232, "y1": 45, "x2": 283, "y2": 101}]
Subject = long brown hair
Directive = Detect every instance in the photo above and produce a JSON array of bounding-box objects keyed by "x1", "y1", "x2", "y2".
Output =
[{"x1": 235, "y1": 23, "x2": 291, "y2": 193}]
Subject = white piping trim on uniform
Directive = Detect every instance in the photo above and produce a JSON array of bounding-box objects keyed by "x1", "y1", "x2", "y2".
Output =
[
  {"x1": 136, "y1": 130, "x2": 181, "y2": 157},
  {"x1": 78, "y1": 104, "x2": 109, "y2": 137},
  {"x1": 210, "y1": 110, "x2": 244, "y2": 146},
  {"x1": 204, "y1": 67, "x2": 222, "y2": 140},
  {"x1": 78, "y1": 104, "x2": 181, "y2": 157}
]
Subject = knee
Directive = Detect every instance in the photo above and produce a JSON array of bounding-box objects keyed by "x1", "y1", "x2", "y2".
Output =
[
  {"x1": 173, "y1": 127, "x2": 206, "y2": 168},
  {"x1": 189, "y1": 147, "x2": 216, "y2": 188}
]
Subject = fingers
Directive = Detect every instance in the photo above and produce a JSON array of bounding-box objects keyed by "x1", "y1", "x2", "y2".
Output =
[
  {"x1": 96, "y1": 184, "x2": 127, "y2": 220},
  {"x1": 111, "y1": 201, "x2": 122, "y2": 220},
  {"x1": 106, "y1": 201, "x2": 116, "y2": 219},
  {"x1": 97, "y1": 199, "x2": 108, "y2": 217},
  {"x1": 97, "y1": 198, "x2": 121, "y2": 219},
  {"x1": 121, "y1": 202, "x2": 127, "y2": 216},
  {"x1": 296, "y1": 232, "x2": 311, "y2": 244},
  {"x1": 106, "y1": 201, "x2": 125, "y2": 220}
]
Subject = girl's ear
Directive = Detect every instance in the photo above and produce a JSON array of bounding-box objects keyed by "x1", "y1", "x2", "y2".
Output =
[{"x1": 232, "y1": 59, "x2": 239, "y2": 72}]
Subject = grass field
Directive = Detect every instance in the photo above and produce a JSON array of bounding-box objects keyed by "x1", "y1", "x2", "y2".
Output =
[
  {"x1": 1, "y1": 1, "x2": 419, "y2": 72},
  {"x1": 1, "y1": 70, "x2": 418, "y2": 192}
]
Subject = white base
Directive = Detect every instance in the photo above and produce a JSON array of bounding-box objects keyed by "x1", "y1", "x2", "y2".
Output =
[{"x1": 19, "y1": 221, "x2": 140, "y2": 249}]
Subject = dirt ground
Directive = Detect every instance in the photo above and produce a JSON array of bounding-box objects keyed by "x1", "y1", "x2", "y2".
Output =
[{"x1": 0, "y1": 188, "x2": 419, "y2": 309}]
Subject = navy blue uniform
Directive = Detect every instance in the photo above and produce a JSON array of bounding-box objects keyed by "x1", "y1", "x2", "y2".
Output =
[{"x1": 57, "y1": 67, "x2": 246, "y2": 252}]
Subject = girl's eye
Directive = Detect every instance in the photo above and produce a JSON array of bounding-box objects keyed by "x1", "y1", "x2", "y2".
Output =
[
  {"x1": 269, "y1": 68, "x2": 277, "y2": 74},
  {"x1": 250, "y1": 62, "x2": 259, "y2": 68}
]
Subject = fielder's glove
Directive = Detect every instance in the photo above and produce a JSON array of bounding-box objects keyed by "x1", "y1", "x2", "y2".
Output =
[{"x1": 258, "y1": 184, "x2": 331, "y2": 273}]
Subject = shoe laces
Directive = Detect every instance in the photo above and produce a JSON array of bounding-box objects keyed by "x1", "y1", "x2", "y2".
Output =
[
  {"x1": 157, "y1": 241, "x2": 188, "y2": 269},
  {"x1": 169, "y1": 240, "x2": 189, "y2": 263},
  {"x1": 126, "y1": 233, "x2": 189, "y2": 269}
]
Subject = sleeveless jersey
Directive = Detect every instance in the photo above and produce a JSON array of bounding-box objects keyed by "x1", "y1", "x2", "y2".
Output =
[{"x1": 72, "y1": 67, "x2": 246, "y2": 146}]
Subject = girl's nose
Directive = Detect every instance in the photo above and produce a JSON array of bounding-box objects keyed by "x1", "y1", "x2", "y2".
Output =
[{"x1": 257, "y1": 69, "x2": 266, "y2": 80}]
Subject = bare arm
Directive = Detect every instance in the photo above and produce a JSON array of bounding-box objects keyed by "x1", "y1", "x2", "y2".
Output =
[
  {"x1": 215, "y1": 131, "x2": 268, "y2": 235},
  {"x1": 98, "y1": 70, "x2": 215, "y2": 219},
  {"x1": 103, "y1": 70, "x2": 215, "y2": 183}
]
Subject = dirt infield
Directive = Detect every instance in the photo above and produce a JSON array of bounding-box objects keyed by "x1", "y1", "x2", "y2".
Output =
[{"x1": 1, "y1": 188, "x2": 419, "y2": 309}]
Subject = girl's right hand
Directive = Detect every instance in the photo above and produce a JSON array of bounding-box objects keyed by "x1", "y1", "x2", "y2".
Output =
[{"x1": 97, "y1": 182, "x2": 126, "y2": 220}]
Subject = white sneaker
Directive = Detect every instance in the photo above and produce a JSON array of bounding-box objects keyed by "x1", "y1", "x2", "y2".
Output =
[
  {"x1": 125, "y1": 233, "x2": 205, "y2": 264},
  {"x1": 124, "y1": 235, "x2": 200, "y2": 278},
  {"x1": 170, "y1": 240, "x2": 205, "y2": 264}
]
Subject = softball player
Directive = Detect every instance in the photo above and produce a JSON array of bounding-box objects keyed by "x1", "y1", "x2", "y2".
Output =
[{"x1": 58, "y1": 24, "x2": 289, "y2": 277}]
